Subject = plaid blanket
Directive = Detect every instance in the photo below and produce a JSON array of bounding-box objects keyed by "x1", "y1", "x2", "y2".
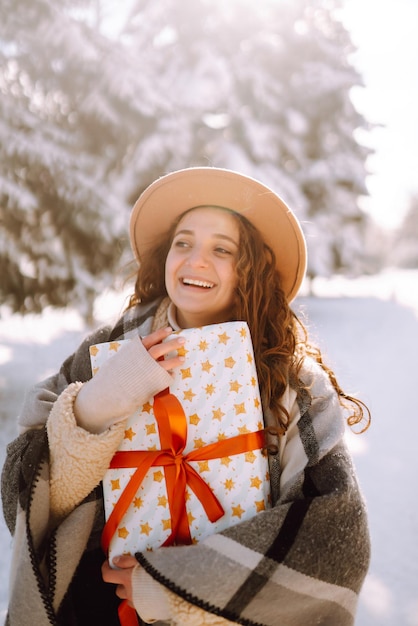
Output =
[{"x1": 1, "y1": 299, "x2": 370, "y2": 625}]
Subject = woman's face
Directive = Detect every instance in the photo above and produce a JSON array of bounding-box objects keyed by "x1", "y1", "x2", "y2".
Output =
[{"x1": 165, "y1": 207, "x2": 239, "y2": 328}]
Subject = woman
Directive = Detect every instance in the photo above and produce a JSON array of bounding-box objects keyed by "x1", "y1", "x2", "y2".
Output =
[{"x1": 1, "y1": 167, "x2": 370, "y2": 626}]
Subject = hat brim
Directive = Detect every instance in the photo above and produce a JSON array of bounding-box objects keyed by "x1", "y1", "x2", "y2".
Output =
[{"x1": 130, "y1": 167, "x2": 307, "y2": 302}]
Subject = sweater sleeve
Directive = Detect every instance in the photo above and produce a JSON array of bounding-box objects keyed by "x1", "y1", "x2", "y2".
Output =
[
  {"x1": 73, "y1": 335, "x2": 172, "y2": 433},
  {"x1": 46, "y1": 336, "x2": 173, "y2": 518}
]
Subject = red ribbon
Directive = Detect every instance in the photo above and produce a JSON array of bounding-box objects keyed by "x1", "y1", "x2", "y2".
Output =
[
  {"x1": 102, "y1": 389, "x2": 266, "y2": 625},
  {"x1": 117, "y1": 600, "x2": 140, "y2": 626}
]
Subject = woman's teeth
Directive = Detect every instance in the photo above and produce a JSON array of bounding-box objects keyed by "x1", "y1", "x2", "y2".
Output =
[{"x1": 182, "y1": 278, "x2": 214, "y2": 288}]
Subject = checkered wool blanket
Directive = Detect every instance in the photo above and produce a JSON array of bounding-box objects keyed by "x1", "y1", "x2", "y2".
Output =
[{"x1": 1, "y1": 299, "x2": 370, "y2": 625}]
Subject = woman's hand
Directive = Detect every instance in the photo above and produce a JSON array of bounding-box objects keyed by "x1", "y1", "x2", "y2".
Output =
[
  {"x1": 73, "y1": 327, "x2": 185, "y2": 433},
  {"x1": 102, "y1": 555, "x2": 138, "y2": 606},
  {"x1": 142, "y1": 326, "x2": 186, "y2": 372}
]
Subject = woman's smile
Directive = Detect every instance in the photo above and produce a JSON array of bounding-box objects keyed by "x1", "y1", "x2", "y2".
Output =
[{"x1": 180, "y1": 276, "x2": 215, "y2": 289}]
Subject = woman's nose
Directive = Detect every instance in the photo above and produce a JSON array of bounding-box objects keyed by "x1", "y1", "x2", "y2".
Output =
[{"x1": 186, "y1": 246, "x2": 208, "y2": 267}]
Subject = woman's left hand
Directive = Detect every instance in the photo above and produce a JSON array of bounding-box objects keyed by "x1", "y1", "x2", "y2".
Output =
[{"x1": 102, "y1": 555, "x2": 138, "y2": 606}]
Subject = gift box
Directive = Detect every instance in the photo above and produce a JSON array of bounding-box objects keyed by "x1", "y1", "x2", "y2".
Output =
[{"x1": 89, "y1": 321, "x2": 270, "y2": 560}]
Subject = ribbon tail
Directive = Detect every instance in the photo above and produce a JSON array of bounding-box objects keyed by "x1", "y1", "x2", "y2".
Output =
[
  {"x1": 186, "y1": 430, "x2": 266, "y2": 462},
  {"x1": 118, "y1": 600, "x2": 139, "y2": 626},
  {"x1": 102, "y1": 454, "x2": 159, "y2": 554},
  {"x1": 185, "y1": 464, "x2": 225, "y2": 523}
]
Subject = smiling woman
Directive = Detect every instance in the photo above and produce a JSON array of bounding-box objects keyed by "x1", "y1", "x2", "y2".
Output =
[{"x1": 2, "y1": 167, "x2": 370, "y2": 626}]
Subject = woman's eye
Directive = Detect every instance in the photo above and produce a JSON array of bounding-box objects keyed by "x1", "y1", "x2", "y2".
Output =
[
  {"x1": 174, "y1": 239, "x2": 190, "y2": 248},
  {"x1": 215, "y1": 247, "x2": 232, "y2": 255}
]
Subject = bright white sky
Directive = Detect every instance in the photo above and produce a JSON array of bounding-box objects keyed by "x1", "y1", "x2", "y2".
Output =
[{"x1": 341, "y1": 0, "x2": 418, "y2": 229}]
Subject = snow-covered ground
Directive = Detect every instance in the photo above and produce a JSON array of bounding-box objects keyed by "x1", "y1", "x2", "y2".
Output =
[{"x1": 1, "y1": 269, "x2": 417, "y2": 625}]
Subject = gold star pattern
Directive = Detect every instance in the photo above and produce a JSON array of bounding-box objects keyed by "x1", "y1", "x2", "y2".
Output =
[
  {"x1": 197, "y1": 460, "x2": 210, "y2": 473},
  {"x1": 201, "y1": 359, "x2": 213, "y2": 373},
  {"x1": 89, "y1": 345, "x2": 99, "y2": 357},
  {"x1": 153, "y1": 470, "x2": 164, "y2": 482},
  {"x1": 224, "y1": 356, "x2": 236, "y2": 368},
  {"x1": 118, "y1": 526, "x2": 129, "y2": 539},
  {"x1": 180, "y1": 367, "x2": 192, "y2": 379},
  {"x1": 124, "y1": 427, "x2": 136, "y2": 441},
  {"x1": 109, "y1": 342, "x2": 120, "y2": 352},
  {"x1": 187, "y1": 511, "x2": 196, "y2": 525},
  {"x1": 100, "y1": 322, "x2": 270, "y2": 550},
  {"x1": 183, "y1": 388, "x2": 196, "y2": 402},
  {"x1": 92, "y1": 367, "x2": 99, "y2": 375},
  {"x1": 158, "y1": 495, "x2": 168, "y2": 507},
  {"x1": 177, "y1": 345, "x2": 188, "y2": 358},
  {"x1": 205, "y1": 383, "x2": 215, "y2": 396},
  {"x1": 250, "y1": 476, "x2": 263, "y2": 489},
  {"x1": 234, "y1": 403, "x2": 246, "y2": 415},
  {"x1": 218, "y1": 332, "x2": 230, "y2": 344},
  {"x1": 199, "y1": 340, "x2": 209, "y2": 351},
  {"x1": 147, "y1": 444, "x2": 157, "y2": 451},
  {"x1": 232, "y1": 504, "x2": 245, "y2": 518},
  {"x1": 229, "y1": 380, "x2": 242, "y2": 393},
  {"x1": 111, "y1": 479, "x2": 120, "y2": 491},
  {"x1": 212, "y1": 408, "x2": 225, "y2": 421},
  {"x1": 140, "y1": 522, "x2": 152, "y2": 536},
  {"x1": 189, "y1": 413, "x2": 200, "y2": 425},
  {"x1": 145, "y1": 423, "x2": 156, "y2": 435}
]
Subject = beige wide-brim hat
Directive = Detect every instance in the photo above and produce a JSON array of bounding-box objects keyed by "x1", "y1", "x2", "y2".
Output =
[{"x1": 130, "y1": 167, "x2": 307, "y2": 302}]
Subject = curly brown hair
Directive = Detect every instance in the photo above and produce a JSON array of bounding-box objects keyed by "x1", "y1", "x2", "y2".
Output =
[{"x1": 128, "y1": 207, "x2": 370, "y2": 434}]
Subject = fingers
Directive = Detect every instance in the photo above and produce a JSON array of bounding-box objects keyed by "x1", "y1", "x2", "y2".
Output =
[
  {"x1": 141, "y1": 327, "x2": 173, "y2": 350},
  {"x1": 141, "y1": 327, "x2": 186, "y2": 371},
  {"x1": 102, "y1": 557, "x2": 136, "y2": 604}
]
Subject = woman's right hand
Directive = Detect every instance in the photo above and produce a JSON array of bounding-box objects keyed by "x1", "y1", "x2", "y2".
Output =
[{"x1": 72, "y1": 328, "x2": 184, "y2": 434}]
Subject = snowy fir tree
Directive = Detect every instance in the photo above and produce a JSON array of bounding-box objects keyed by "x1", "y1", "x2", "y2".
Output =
[
  {"x1": 0, "y1": 0, "x2": 136, "y2": 319},
  {"x1": 1, "y1": 0, "x2": 375, "y2": 317}
]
